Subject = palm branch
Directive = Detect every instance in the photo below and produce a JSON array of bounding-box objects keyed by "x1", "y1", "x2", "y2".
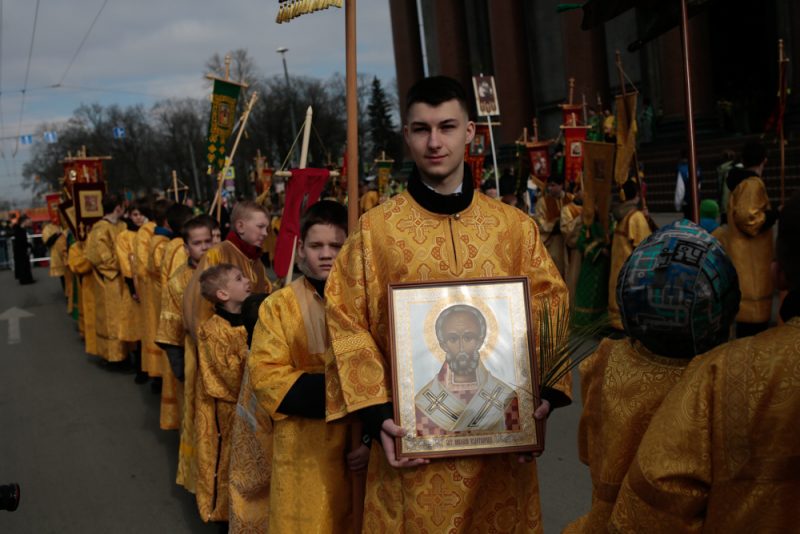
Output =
[{"x1": 537, "y1": 297, "x2": 608, "y2": 389}]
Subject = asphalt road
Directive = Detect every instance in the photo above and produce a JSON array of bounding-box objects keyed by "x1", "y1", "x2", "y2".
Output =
[{"x1": 0, "y1": 268, "x2": 594, "y2": 533}]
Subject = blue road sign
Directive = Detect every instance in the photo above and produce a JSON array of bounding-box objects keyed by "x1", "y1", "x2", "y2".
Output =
[
  {"x1": 113, "y1": 126, "x2": 126, "y2": 139},
  {"x1": 20, "y1": 134, "x2": 33, "y2": 145},
  {"x1": 43, "y1": 131, "x2": 58, "y2": 143}
]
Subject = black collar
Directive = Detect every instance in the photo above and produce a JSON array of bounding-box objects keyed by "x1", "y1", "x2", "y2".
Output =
[
  {"x1": 780, "y1": 290, "x2": 800, "y2": 323},
  {"x1": 307, "y1": 276, "x2": 326, "y2": 299},
  {"x1": 407, "y1": 163, "x2": 474, "y2": 215},
  {"x1": 214, "y1": 305, "x2": 245, "y2": 327}
]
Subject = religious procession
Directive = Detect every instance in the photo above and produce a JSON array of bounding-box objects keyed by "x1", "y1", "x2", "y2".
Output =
[{"x1": 1, "y1": 1, "x2": 799, "y2": 533}]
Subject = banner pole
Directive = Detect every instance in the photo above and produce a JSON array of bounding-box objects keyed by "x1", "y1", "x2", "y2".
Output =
[{"x1": 488, "y1": 120, "x2": 500, "y2": 194}]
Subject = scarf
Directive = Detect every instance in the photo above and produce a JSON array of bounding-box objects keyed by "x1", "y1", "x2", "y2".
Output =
[{"x1": 225, "y1": 230, "x2": 262, "y2": 260}]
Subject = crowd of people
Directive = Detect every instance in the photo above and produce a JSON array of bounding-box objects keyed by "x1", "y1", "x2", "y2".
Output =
[{"x1": 30, "y1": 76, "x2": 798, "y2": 532}]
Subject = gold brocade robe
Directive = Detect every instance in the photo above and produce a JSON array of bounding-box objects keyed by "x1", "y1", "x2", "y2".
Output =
[
  {"x1": 610, "y1": 318, "x2": 800, "y2": 533},
  {"x1": 143, "y1": 232, "x2": 171, "y2": 378},
  {"x1": 608, "y1": 203, "x2": 651, "y2": 330},
  {"x1": 563, "y1": 338, "x2": 688, "y2": 534},
  {"x1": 534, "y1": 192, "x2": 573, "y2": 277},
  {"x1": 155, "y1": 258, "x2": 192, "y2": 431},
  {"x1": 725, "y1": 176, "x2": 774, "y2": 323},
  {"x1": 85, "y1": 219, "x2": 127, "y2": 362},
  {"x1": 561, "y1": 202, "x2": 583, "y2": 306},
  {"x1": 115, "y1": 229, "x2": 141, "y2": 342},
  {"x1": 68, "y1": 239, "x2": 98, "y2": 355},
  {"x1": 249, "y1": 277, "x2": 353, "y2": 533},
  {"x1": 228, "y1": 368, "x2": 273, "y2": 533},
  {"x1": 360, "y1": 190, "x2": 379, "y2": 214},
  {"x1": 195, "y1": 313, "x2": 249, "y2": 522},
  {"x1": 42, "y1": 224, "x2": 66, "y2": 277},
  {"x1": 134, "y1": 222, "x2": 157, "y2": 374},
  {"x1": 156, "y1": 237, "x2": 187, "y2": 430},
  {"x1": 325, "y1": 190, "x2": 570, "y2": 534}
]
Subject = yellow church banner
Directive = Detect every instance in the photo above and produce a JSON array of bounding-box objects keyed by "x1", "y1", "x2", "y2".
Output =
[{"x1": 613, "y1": 93, "x2": 638, "y2": 185}]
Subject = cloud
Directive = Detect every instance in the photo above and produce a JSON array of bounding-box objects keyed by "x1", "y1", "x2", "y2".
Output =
[{"x1": 0, "y1": 0, "x2": 397, "y2": 200}]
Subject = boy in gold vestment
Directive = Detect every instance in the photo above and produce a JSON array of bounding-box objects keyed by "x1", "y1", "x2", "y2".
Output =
[
  {"x1": 155, "y1": 217, "x2": 213, "y2": 492},
  {"x1": 610, "y1": 191, "x2": 800, "y2": 533},
  {"x1": 565, "y1": 220, "x2": 740, "y2": 533},
  {"x1": 85, "y1": 193, "x2": 127, "y2": 362},
  {"x1": 608, "y1": 180, "x2": 651, "y2": 330},
  {"x1": 195, "y1": 264, "x2": 252, "y2": 523},
  {"x1": 243, "y1": 201, "x2": 368, "y2": 533},
  {"x1": 325, "y1": 76, "x2": 568, "y2": 533},
  {"x1": 720, "y1": 141, "x2": 778, "y2": 338}
]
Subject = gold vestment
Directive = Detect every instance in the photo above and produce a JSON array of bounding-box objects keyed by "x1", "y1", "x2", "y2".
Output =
[
  {"x1": 42, "y1": 223, "x2": 66, "y2": 277},
  {"x1": 249, "y1": 277, "x2": 354, "y2": 533},
  {"x1": 725, "y1": 176, "x2": 774, "y2": 323},
  {"x1": 534, "y1": 192, "x2": 573, "y2": 277},
  {"x1": 608, "y1": 203, "x2": 651, "y2": 330},
  {"x1": 561, "y1": 202, "x2": 583, "y2": 306},
  {"x1": 115, "y1": 229, "x2": 141, "y2": 342},
  {"x1": 68, "y1": 239, "x2": 98, "y2": 355},
  {"x1": 610, "y1": 318, "x2": 800, "y2": 533},
  {"x1": 325, "y1": 190, "x2": 570, "y2": 533},
  {"x1": 195, "y1": 313, "x2": 249, "y2": 522},
  {"x1": 563, "y1": 338, "x2": 688, "y2": 533},
  {"x1": 133, "y1": 221, "x2": 157, "y2": 374},
  {"x1": 85, "y1": 219, "x2": 127, "y2": 362}
]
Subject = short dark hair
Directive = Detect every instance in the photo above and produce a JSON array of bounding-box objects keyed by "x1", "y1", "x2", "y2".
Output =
[
  {"x1": 181, "y1": 215, "x2": 214, "y2": 242},
  {"x1": 200, "y1": 263, "x2": 239, "y2": 304},
  {"x1": 131, "y1": 197, "x2": 152, "y2": 219},
  {"x1": 152, "y1": 199, "x2": 173, "y2": 226},
  {"x1": 102, "y1": 193, "x2": 123, "y2": 215},
  {"x1": 194, "y1": 214, "x2": 220, "y2": 230},
  {"x1": 405, "y1": 76, "x2": 468, "y2": 116},
  {"x1": 741, "y1": 141, "x2": 767, "y2": 168},
  {"x1": 622, "y1": 179, "x2": 640, "y2": 202},
  {"x1": 778, "y1": 190, "x2": 800, "y2": 290},
  {"x1": 166, "y1": 204, "x2": 194, "y2": 236},
  {"x1": 300, "y1": 200, "x2": 347, "y2": 241}
]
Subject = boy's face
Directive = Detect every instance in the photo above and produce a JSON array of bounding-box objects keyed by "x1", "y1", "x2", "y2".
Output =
[
  {"x1": 184, "y1": 227, "x2": 213, "y2": 264},
  {"x1": 130, "y1": 209, "x2": 146, "y2": 227},
  {"x1": 404, "y1": 99, "x2": 475, "y2": 184},
  {"x1": 211, "y1": 227, "x2": 221, "y2": 244},
  {"x1": 235, "y1": 211, "x2": 269, "y2": 248},
  {"x1": 218, "y1": 268, "x2": 252, "y2": 304},
  {"x1": 297, "y1": 223, "x2": 346, "y2": 281}
]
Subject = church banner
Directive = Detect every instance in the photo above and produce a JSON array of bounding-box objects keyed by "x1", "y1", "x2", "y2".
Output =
[
  {"x1": 582, "y1": 141, "x2": 615, "y2": 236},
  {"x1": 276, "y1": 0, "x2": 342, "y2": 23},
  {"x1": 387, "y1": 277, "x2": 543, "y2": 459},
  {"x1": 206, "y1": 79, "x2": 242, "y2": 173},
  {"x1": 562, "y1": 126, "x2": 590, "y2": 185},
  {"x1": 614, "y1": 94, "x2": 638, "y2": 185}
]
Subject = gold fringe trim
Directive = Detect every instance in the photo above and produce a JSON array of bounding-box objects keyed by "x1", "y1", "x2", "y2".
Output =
[{"x1": 276, "y1": 0, "x2": 343, "y2": 24}]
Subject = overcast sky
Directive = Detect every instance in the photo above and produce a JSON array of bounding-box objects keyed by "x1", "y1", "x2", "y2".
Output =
[{"x1": 0, "y1": 0, "x2": 395, "y2": 202}]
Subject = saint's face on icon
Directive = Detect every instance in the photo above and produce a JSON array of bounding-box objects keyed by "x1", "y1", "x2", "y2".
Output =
[{"x1": 438, "y1": 308, "x2": 483, "y2": 380}]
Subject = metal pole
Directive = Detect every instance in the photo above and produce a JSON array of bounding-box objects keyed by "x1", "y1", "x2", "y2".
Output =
[
  {"x1": 679, "y1": 0, "x2": 699, "y2": 223},
  {"x1": 188, "y1": 140, "x2": 202, "y2": 202},
  {"x1": 346, "y1": 0, "x2": 360, "y2": 234},
  {"x1": 278, "y1": 48, "x2": 300, "y2": 164}
]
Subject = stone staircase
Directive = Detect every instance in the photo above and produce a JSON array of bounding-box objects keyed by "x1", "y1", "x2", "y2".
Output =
[{"x1": 638, "y1": 126, "x2": 800, "y2": 212}]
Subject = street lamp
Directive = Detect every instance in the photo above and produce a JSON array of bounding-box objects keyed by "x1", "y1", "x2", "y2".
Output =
[{"x1": 276, "y1": 47, "x2": 299, "y2": 160}]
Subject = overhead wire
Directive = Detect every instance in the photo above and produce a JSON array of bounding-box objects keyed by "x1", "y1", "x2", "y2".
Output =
[
  {"x1": 0, "y1": 0, "x2": 12, "y2": 179},
  {"x1": 12, "y1": 0, "x2": 41, "y2": 158},
  {"x1": 55, "y1": 0, "x2": 110, "y2": 87}
]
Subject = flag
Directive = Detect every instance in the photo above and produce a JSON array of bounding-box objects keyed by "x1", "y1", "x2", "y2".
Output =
[
  {"x1": 206, "y1": 79, "x2": 242, "y2": 173},
  {"x1": 563, "y1": 126, "x2": 590, "y2": 185},
  {"x1": 613, "y1": 93, "x2": 638, "y2": 185},
  {"x1": 273, "y1": 168, "x2": 331, "y2": 278},
  {"x1": 582, "y1": 141, "x2": 615, "y2": 236}
]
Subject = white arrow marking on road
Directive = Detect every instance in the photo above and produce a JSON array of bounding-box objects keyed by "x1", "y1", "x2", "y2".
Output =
[{"x1": 0, "y1": 307, "x2": 35, "y2": 345}]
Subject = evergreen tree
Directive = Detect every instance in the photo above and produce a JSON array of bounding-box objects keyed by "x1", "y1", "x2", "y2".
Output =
[{"x1": 367, "y1": 77, "x2": 399, "y2": 160}]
